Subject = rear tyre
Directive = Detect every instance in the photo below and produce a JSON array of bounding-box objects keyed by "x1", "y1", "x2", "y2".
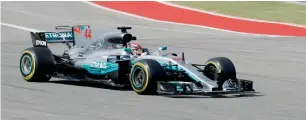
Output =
[
  {"x1": 19, "y1": 47, "x2": 56, "y2": 82},
  {"x1": 203, "y1": 57, "x2": 237, "y2": 90},
  {"x1": 129, "y1": 59, "x2": 165, "y2": 95}
]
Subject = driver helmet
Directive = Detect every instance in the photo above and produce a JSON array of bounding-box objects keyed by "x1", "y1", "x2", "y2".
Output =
[{"x1": 130, "y1": 42, "x2": 143, "y2": 56}]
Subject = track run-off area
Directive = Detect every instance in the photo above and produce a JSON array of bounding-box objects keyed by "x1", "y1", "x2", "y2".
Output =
[{"x1": 1, "y1": 1, "x2": 306, "y2": 120}]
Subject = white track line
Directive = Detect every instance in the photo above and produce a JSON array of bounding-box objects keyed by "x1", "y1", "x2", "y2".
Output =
[
  {"x1": 1, "y1": 22, "x2": 44, "y2": 32},
  {"x1": 82, "y1": 1, "x2": 296, "y2": 37},
  {"x1": 159, "y1": 1, "x2": 306, "y2": 29},
  {"x1": 282, "y1": 1, "x2": 306, "y2": 8}
]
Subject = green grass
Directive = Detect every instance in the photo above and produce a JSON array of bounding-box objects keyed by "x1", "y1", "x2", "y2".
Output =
[{"x1": 171, "y1": 1, "x2": 306, "y2": 26}]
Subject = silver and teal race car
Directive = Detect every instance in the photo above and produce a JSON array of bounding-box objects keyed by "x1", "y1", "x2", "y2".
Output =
[{"x1": 19, "y1": 25, "x2": 255, "y2": 95}]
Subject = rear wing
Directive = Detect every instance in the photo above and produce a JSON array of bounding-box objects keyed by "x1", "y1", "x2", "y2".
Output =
[{"x1": 30, "y1": 25, "x2": 92, "y2": 48}]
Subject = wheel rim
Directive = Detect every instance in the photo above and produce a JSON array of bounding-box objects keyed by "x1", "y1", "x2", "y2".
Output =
[
  {"x1": 206, "y1": 65, "x2": 219, "y2": 80},
  {"x1": 132, "y1": 67, "x2": 146, "y2": 88},
  {"x1": 21, "y1": 55, "x2": 33, "y2": 75}
]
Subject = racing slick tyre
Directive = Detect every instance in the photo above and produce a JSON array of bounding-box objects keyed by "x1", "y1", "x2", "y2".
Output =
[
  {"x1": 130, "y1": 59, "x2": 166, "y2": 95},
  {"x1": 19, "y1": 47, "x2": 56, "y2": 82},
  {"x1": 203, "y1": 57, "x2": 236, "y2": 90}
]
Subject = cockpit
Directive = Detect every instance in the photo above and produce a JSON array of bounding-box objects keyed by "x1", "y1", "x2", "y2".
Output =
[
  {"x1": 83, "y1": 26, "x2": 137, "y2": 57},
  {"x1": 87, "y1": 32, "x2": 131, "y2": 51}
]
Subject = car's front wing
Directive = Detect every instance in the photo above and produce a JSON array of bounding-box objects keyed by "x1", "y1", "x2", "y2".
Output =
[{"x1": 156, "y1": 79, "x2": 256, "y2": 95}]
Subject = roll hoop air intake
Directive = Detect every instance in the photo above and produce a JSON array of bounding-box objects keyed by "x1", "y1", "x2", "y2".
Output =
[{"x1": 117, "y1": 26, "x2": 137, "y2": 45}]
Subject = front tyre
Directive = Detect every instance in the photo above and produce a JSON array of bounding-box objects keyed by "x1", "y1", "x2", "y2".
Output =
[
  {"x1": 130, "y1": 59, "x2": 165, "y2": 95},
  {"x1": 20, "y1": 47, "x2": 56, "y2": 82},
  {"x1": 203, "y1": 57, "x2": 237, "y2": 90}
]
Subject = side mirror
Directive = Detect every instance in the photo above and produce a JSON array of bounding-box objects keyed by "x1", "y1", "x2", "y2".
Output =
[{"x1": 158, "y1": 46, "x2": 167, "y2": 51}]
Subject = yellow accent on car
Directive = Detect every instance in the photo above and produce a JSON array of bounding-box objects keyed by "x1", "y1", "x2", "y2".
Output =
[
  {"x1": 205, "y1": 61, "x2": 221, "y2": 73},
  {"x1": 130, "y1": 62, "x2": 149, "y2": 93},
  {"x1": 22, "y1": 50, "x2": 36, "y2": 80}
]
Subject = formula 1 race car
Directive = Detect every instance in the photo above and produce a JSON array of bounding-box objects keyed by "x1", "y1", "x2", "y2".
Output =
[{"x1": 19, "y1": 25, "x2": 255, "y2": 95}]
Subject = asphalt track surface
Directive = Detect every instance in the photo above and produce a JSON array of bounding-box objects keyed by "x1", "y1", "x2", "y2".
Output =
[{"x1": 2, "y1": 1, "x2": 306, "y2": 120}]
